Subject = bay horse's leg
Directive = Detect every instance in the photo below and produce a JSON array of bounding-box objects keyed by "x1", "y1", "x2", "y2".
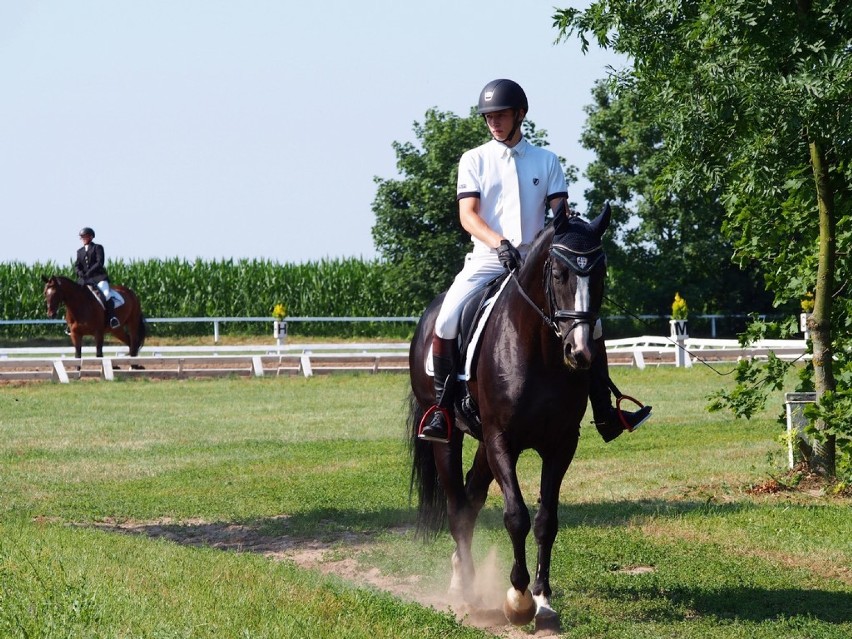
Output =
[
  {"x1": 431, "y1": 436, "x2": 480, "y2": 605},
  {"x1": 95, "y1": 331, "x2": 105, "y2": 358},
  {"x1": 486, "y1": 434, "x2": 536, "y2": 626},
  {"x1": 531, "y1": 437, "x2": 578, "y2": 634},
  {"x1": 71, "y1": 330, "x2": 83, "y2": 360}
]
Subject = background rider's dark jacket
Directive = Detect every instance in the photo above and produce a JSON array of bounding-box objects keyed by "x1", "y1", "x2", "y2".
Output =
[{"x1": 75, "y1": 242, "x2": 109, "y2": 285}]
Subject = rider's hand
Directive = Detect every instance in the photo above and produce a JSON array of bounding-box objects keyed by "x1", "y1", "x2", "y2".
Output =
[{"x1": 497, "y1": 240, "x2": 522, "y2": 272}]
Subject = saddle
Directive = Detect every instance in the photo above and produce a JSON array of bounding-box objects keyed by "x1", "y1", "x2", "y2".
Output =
[
  {"x1": 84, "y1": 285, "x2": 126, "y2": 310},
  {"x1": 429, "y1": 272, "x2": 512, "y2": 439}
]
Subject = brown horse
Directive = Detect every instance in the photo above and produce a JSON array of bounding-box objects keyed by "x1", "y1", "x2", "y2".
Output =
[
  {"x1": 408, "y1": 204, "x2": 611, "y2": 633},
  {"x1": 42, "y1": 275, "x2": 147, "y2": 359}
]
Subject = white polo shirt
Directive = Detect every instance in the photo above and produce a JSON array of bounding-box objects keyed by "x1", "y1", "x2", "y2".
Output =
[{"x1": 456, "y1": 137, "x2": 567, "y2": 253}]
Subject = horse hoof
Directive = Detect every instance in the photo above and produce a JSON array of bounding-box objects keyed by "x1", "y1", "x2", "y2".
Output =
[{"x1": 503, "y1": 587, "x2": 535, "y2": 626}]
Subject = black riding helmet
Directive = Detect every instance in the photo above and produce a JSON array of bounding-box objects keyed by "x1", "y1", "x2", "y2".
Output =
[
  {"x1": 477, "y1": 79, "x2": 528, "y2": 115},
  {"x1": 477, "y1": 79, "x2": 528, "y2": 144},
  {"x1": 79, "y1": 227, "x2": 95, "y2": 238}
]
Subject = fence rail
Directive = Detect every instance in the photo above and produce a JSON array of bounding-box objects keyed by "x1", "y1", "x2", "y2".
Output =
[
  {"x1": 0, "y1": 313, "x2": 781, "y2": 340},
  {"x1": 0, "y1": 336, "x2": 809, "y2": 383}
]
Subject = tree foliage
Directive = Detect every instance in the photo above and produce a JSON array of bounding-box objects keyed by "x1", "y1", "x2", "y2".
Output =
[
  {"x1": 580, "y1": 80, "x2": 776, "y2": 319},
  {"x1": 371, "y1": 108, "x2": 570, "y2": 313},
  {"x1": 555, "y1": 0, "x2": 852, "y2": 479}
]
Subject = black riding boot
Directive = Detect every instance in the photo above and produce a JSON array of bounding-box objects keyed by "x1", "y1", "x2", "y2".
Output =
[
  {"x1": 418, "y1": 336, "x2": 458, "y2": 443},
  {"x1": 106, "y1": 299, "x2": 120, "y2": 329},
  {"x1": 589, "y1": 339, "x2": 652, "y2": 442}
]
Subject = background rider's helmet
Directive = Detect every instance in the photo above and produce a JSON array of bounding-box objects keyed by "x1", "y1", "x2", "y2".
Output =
[
  {"x1": 477, "y1": 79, "x2": 528, "y2": 115},
  {"x1": 79, "y1": 227, "x2": 95, "y2": 238}
]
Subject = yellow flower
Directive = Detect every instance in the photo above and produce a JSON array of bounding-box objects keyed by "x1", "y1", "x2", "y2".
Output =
[
  {"x1": 272, "y1": 303, "x2": 287, "y2": 321},
  {"x1": 671, "y1": 292, "x2": 688, "y2": 320},
  {"x1": 800, "y1": 292, "x2": 814, "y2": 313}
]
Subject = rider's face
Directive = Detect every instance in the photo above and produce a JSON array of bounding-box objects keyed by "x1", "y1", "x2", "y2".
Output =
[
  {"x1": 80, "y1": 234, "x2": 93, "y2": 245},
  {"x1": 484, "y1": 108, "x2": 522, "y2": 143}
]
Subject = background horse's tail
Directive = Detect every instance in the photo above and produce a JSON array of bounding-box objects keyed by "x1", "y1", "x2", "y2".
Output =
[{"x1": 407, "y1": 390, "x2": 447, "y2": 536}]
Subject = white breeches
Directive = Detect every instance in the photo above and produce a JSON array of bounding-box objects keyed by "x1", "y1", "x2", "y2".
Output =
[
  {"x1": 97, "y1": 281, "x2": 112, "y2": 300},
  {"x1": 434, "y1": 251, "x2": 509, "y2": 339}
]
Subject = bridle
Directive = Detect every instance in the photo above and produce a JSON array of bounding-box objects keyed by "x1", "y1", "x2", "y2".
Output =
[
  {"x1": 511, "y1": 239, "x2": 606, "y2": 339},
  {"x1": 44, "y1": 277, "x2": 68, "y2": 318}
]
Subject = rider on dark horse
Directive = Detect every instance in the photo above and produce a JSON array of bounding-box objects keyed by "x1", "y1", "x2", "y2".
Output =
[
  {"x1": 75, "y1": 227, "x2": 121, "y2": 329},
  {"x1": 419, "y1": 79, "x2": 652, "y2": 444}
]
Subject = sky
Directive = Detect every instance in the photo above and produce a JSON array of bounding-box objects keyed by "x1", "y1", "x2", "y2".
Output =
[{"x1": 1, "y1": 1, "x2": 624, "y2": 266}]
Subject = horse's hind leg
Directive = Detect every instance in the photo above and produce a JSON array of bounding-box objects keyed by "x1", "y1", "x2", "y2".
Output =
[
  {"x1": 446, "y1": 442, "x2": 493, "y2": 604},
  {"x1": 432, "y1": 438, "x2": 479, "y2": 605}
]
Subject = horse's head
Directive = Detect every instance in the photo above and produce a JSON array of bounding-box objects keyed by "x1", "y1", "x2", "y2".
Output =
[
  {"x1": 42, "y1": 275, "x2": 64, "y2": 319},
  {"x1": 545, "y1": 203, "x2": 611, "y2": 370}
]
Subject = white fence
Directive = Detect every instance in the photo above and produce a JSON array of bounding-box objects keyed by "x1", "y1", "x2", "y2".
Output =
[
  {"x1": 605, "y1": 335, "x2": 809, "y2": 369},
  {"x1": 0, "y1": 336, "x2": 808, "y2": 384}
]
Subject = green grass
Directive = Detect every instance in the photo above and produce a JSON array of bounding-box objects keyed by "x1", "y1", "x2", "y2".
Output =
[{"x1": 1, "y1": 367, "x2": 850, "y2": 638}]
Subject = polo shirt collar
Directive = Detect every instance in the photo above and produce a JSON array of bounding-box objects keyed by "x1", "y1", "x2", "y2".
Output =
[{"x1": 500, "y1": 137, "x2": 528, "y2": 159}]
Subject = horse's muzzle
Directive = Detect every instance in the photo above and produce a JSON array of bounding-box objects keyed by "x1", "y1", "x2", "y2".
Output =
[{"x1": 562, "y1": 325, "x2": 594, "y2": 370}]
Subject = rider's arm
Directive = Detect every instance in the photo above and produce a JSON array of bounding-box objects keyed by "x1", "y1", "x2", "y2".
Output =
[
  {"x1": 459, "y1": 196, "x2": 505, "y2": 250},
  {"x1": 547, "y1": 195, "x2": 568, "y2": 217}
]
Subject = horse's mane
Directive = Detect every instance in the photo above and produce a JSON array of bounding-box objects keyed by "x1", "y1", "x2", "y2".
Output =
[
  {"x1": 518, "y1": 222, "x2": 556, "y2": 284},
  {"x1": 50, "y1": 274, "x2": 78, "y2": 287}
]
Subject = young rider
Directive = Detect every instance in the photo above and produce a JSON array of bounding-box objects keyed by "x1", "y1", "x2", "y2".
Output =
[
  {"x1": 419, "y1": 79, "x2": 652, "y2": 443},
  {"x1": 75, "y1": 227, "x2": 120, "y2": 329}
]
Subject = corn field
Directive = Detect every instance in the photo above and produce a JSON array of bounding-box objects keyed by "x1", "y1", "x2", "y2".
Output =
[{"x1": 2, "y1": 259, "x2": 420, "y2": 340}]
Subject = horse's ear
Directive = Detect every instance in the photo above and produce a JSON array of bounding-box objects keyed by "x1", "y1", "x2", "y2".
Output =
[
  {"x1": 552, "y1": 199, "x2": 570, "y2": 235},
  {"x1": 41, "y1": 275, "x2": 49, "y2": 283},
  {"x1": 589, "y1": 202, "x2": 612, "y2": 238}
]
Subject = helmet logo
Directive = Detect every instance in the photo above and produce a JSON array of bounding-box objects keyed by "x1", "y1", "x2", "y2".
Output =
[{"x1": 483, "y1": 90, "x2": 494, "y2": 102}]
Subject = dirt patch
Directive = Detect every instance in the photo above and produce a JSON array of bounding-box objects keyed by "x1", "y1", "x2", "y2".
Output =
[
  {"x1": 747, "y1": 464, "x2": 852, "y2": 498},
  {"x1": 89, "y1": 517, "x2": 554, "y2": 638}
]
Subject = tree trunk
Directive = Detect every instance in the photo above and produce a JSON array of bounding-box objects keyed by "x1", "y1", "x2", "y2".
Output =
[{"x1": 808, "y1": 139, "x2": 836, "y2": 477}]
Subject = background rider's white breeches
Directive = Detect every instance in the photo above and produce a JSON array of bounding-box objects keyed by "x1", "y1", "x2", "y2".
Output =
[{"x1": 96, "y1": 281, "x2": 112, "y2": 300}]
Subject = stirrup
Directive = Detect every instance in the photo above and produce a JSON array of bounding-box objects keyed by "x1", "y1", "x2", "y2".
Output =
[
  {"x1": 615, "y1": 395, "x2": 650, "y2": 432},
  {"x1": 417, "y1": 405, "x2": 452, "y2": 443}
]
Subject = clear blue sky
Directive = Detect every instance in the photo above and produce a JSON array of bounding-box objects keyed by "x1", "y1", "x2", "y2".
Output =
[{"x1": 1, "y1": 1, "x2": 622, "y2": 265}]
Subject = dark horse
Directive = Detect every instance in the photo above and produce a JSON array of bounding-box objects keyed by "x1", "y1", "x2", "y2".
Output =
[
  {"x1": 408, "y1": 204, "x2": 611, "y2": 632},
  {"x1": 42, "y1": 275, "x2": 147, "y2": 359}
]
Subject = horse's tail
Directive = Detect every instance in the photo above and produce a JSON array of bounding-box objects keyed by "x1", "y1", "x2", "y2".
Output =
[{"x1": 407, "y1": 390, "x2": 447, "y2": 537}]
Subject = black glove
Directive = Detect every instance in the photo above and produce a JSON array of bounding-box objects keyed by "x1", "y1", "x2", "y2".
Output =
[{"x1": 497, "y1": 240, "x2": 522, "y2": 272}]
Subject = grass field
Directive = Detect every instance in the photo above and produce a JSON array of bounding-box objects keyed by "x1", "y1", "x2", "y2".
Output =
[{"x1": 1, "y1": 366, "x2": 850, "y2": 638}]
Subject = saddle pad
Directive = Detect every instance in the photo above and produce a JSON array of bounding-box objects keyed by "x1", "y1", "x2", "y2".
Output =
[{"x1": 424, "y1": 274, "x2": 514, "y2": 380}]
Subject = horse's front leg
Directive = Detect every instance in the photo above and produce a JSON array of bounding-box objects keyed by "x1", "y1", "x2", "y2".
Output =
[
  {"x1": 70, "y1": 330, "x2": 83, "y2": 361},
  {"x1": 531, "y1": 439, "x2": 578, "y2": 634},
  {"x1": 486, "y1": 434, "x2": 535, "y2": 626}
]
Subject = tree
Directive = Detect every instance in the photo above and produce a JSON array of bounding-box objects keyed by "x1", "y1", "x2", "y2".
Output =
[
  {"x1": 555, "y1": 1, "x2": 852, "y2": 479},
  {"x1": 371, "y1": 108, "x2": 569, "y2": 313},
  {"x1": 580, "y1": 80, "x2": 776, "y2": 322}
]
